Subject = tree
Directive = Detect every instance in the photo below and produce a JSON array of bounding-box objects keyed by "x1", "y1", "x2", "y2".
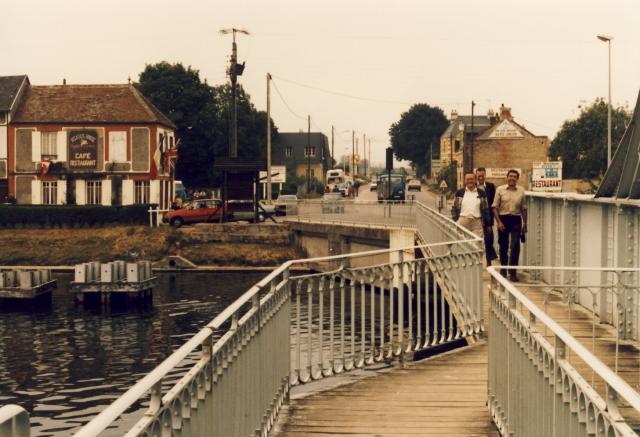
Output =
[
  {"x1": 549, "y1": 99, "x2": 631, "y2": 179},
  {"x1": 388, "y1": 104, "x2": 449, "y2": 177},
  {"x1": 137, "y1": 62, "x2": 221, "y2": 188},
  {"x1": 137, "y1": 62, "x2": 276, "y2": 189}
]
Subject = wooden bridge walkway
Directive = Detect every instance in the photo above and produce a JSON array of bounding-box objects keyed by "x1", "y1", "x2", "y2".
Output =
[{"x1": 273, "y1": 271, "x2": 640, "y2": 436}]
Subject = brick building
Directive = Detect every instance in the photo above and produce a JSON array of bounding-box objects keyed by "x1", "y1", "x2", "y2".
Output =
[
  {"x1": 272, "y1": 132, "x2": 332, "y2": 184},
  {"x1": 473, "y1": 106, "x2": 549, "y2": 186},
  {"x1": 7, "y1": 82, "x2": 177, "y2": 208},
  {"x1": 440, "y1": 105, "x2": 549, "y2": 188}
]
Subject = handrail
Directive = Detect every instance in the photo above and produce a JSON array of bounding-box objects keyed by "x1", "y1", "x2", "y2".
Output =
[
  {"x1": 74, "y1": 233, "x2": 478, "y2": 436},
  {"x1": 488, "y1": 265, "x2": 640, "y2": 412}
]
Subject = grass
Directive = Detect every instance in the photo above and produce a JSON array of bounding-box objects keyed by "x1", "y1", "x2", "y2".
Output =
[{"x1": 0, "y1": 226, "x2": 298, "y2": 266}]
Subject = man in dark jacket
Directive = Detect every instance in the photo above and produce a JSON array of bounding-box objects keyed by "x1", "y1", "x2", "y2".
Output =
[{"x1": 476, "y1": 168, "x2": 498, "y2": 263}]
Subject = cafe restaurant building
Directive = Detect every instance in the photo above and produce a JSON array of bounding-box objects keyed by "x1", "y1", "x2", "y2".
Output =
[{"x1": 6, "y1": 83, "x2": 177, "y2": 208}]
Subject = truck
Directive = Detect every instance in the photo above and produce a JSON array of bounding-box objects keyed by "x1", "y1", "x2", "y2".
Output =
[{"x1": 377, "y1": 173, "x2": 406, "y2": 202}]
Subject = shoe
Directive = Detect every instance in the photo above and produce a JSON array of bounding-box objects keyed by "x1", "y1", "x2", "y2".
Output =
[
  {"x1": 509, "y1": 275, "x2": 519, "y2": 282},
  {"x1": 500, "y1": 269, "x2": 507, "y2": 277}
]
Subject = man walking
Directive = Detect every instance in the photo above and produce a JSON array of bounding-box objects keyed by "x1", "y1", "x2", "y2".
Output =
[
  {"x1": 451, "y1": 173, "x2": 492, "y2": 239},
  {"x1": 476, "y1": 168, "x2": 498, "y2": 263},
  {"x1": 492, "y1": 169, "x2": 527, "y2": 281}
]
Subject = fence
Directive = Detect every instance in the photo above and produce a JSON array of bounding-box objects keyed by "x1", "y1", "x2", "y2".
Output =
[
  {"x1": 525, "y1": 192, "x2": 640, "y2": 339},
  {"x1": 488, "y1": 266, "x2": 640, "y2": 436},
  {"x1": 1, "y1": 200, "x2": 485, "y2": 436},
  {"x1": 285, "y1": 199, "x2": 418, "y2": 229}
]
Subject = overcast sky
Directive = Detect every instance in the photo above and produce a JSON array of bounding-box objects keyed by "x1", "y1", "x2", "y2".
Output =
[{"x1": 3, "y1": 0, "x2": 639, "y2": 165}]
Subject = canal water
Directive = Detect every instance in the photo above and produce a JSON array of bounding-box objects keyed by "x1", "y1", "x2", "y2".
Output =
[{"x1": 0, "y1": 271, "x2": 266, "y2": 436}]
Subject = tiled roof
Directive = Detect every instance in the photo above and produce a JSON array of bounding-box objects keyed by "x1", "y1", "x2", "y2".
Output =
[
  {"x1": 0, "y1": 75, "x2": 28, "y2": 111},
  {"x1": 12, "y1": 84, "x2": 175, "y2": 128},
  {"x1": 442, "y1": 115, "x2": 492, "y2": 139}
]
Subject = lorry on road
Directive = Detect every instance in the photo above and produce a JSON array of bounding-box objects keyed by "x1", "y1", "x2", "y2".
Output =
[{"x1": 377, "y1": 173, "x2": 406, "y2": 202}]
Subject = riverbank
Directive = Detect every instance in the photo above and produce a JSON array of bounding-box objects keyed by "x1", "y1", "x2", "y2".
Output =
[{"x1": 0, "y1": 225, "x2": 299, "y2": 266}]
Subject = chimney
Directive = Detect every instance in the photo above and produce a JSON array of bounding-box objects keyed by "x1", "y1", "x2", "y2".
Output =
[
  {"x1": 499, "y1": 104, "x2": 513, "y2": 121},
  {"x1": 62, "y1": 78, "x2": 66, "y2": 85},
  {"x1": 450, "y1": 109, "x2": 458, "y2": 121},
  {"x1": 487, "y1": 109, "x2": 498, "y2": 125}
]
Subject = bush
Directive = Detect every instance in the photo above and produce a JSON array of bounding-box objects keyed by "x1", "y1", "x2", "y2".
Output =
[{"x1": 0, "y1": 204, "x2": 156, "y2": 228}]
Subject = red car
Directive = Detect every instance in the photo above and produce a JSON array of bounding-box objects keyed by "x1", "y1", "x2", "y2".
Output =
[{"x1": 164, "y1": 199, "x2": 228, "y2": 227}]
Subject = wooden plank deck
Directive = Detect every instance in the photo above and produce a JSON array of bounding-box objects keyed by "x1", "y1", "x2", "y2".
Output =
[{"x1": 272, "y1": 343, "x2": 499, "y2": 437}]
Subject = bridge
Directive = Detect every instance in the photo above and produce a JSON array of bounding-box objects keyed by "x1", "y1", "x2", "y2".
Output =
[{"x1": 1, "y1": 193, "x2": 640, "y2": 437}]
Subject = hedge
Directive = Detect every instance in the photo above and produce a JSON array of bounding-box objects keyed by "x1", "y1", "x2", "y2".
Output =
[{"x1": 0, "y1": 204, "x2": 157, "y2": 228}]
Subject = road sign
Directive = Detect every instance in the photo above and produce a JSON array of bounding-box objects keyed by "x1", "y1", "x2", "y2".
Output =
[
  {"x1": 259, "y1": 165, "x2": 287, "y2": 183},
  {"x1": 439, "y1": 180, "x2": 448, "y2": 189}
]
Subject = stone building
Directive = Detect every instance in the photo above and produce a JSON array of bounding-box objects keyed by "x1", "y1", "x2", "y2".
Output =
[
  {"x1": 439, "y1": 105, "x2": 549, "y2": 188},
  {"x1": 0, "y1": 75, "x2": 30, "y2": 201},
  {"x1": 272, "y1": 132, "x2": 332, "y2": 184},
  {"x1": 473, "y1": 106, "x2": 549, "y2": 187},
  {"x1": 7, "y1": 82, "x2": 177, "y2": 207}
]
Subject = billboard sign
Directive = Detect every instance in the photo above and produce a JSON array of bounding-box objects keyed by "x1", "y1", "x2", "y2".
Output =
[
  {"x1": 531, "y1": 161, "x2": 562, "y2": 191},
  {"x1": 68, "y1": 130, "x2": 98, "y2": 169},
  {"x1": 485, "y1": 168, "x2": 522, "y2": 179}
]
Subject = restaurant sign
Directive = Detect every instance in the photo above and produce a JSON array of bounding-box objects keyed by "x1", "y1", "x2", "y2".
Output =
[
  {"x1": 68, "y1": 130, "x2": 98, "y2": 169},
  {"x1": 531, "y1": 161, "x2": 562, "y2": 192}
]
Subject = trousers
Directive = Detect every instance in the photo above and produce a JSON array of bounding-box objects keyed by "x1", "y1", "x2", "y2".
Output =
[{"x1": 498, "y1": 215, "x2": 522, "y2": 275}]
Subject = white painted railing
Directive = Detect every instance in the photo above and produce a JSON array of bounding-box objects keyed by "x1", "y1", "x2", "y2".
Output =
[
  {"x1": 285, "y1": 199, "x2": 418, "y2": 229},
  {"x1": 2, "y1": 200, "x2": 485, "y2": 436},
  {"x1": 0, "y1": 406, "x2": 30, "y2": 437},
  {"x1": 488, "y1": 266, "x2": 640, "y2": 436},
  {"x1": 524, "y1": 192, "x2": 640, "y2": 339}
]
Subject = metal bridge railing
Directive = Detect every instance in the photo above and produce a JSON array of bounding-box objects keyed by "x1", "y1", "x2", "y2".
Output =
[
  {"x1": 288, "y1": 240, "x2": 484, "y2": 386},
  {"x1": 488, "y1": 266, "x2": 640, "y2": 437},
  {"x1": 0, "y1": 406, "x2": 30, "y2": 437},
  {"x1": 285, "y1": 199, "x2": 418, "y2": 229},
  {"x1": 1, "y1": 200, "x2": 484, "y2": 436}
]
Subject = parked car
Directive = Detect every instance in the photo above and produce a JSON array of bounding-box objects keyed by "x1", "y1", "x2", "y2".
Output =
[
  {"x1": 369, "y1": 182, "x2": 377, "y2": 192},
  {"x1": 227, "y1": 200, "x2": 274, "y2": 223},
  {"x1": 321, "y1": 192, "x2": 344, "y2": 214},
  {"x1": 275, "y1": 194, "x2": 298, "y2": 216},
  {"x1": 164, "y1": 199, "x2": 228, "y2": 227},
  {"x1": 407, "y1": 179, "x2": 421, "y2": 192}
]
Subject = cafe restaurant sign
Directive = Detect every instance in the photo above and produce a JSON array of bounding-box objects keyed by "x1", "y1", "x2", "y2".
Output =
[{"x1": 68, "y1": 130, "x2": 98, "y2": 169}]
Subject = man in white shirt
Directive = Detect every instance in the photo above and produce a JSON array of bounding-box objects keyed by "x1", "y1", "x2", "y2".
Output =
[{"x1": 451, "y1": 173, "x2": 491, "y2": 237}]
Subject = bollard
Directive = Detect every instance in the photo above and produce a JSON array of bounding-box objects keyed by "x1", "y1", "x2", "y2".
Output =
[
  {"x1": 75, "y1": 264, "x2": 88, "y2": 283},
  {"x1": 18, "y1": 271, "x2": 34, "y2": 290},
  {"x1": 126, "y1": 263, "x2": 140, "y2": 282},
  {"x1": 101, "y1": 263, "x2": 114, "y2": 283},
  {"x1": 40, "y1": 269, "x2": 51, "y2": 284},
  {"x1": 5, "y1": 271, "x2": 17, "y2": 287}
]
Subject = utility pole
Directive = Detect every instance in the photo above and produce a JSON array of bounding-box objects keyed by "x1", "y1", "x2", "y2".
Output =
[
  {"x1": 464, "y1": 100, "x2": 476, "y2": 173},
  {"x1": 355, "y1": 137, "x2": 359, "y2": 176},
  {"x1": 220, "y1": 28, "x2": 249, "y2": 158},
  {"x1": 331, "y1": 125, "x2": 335, "y2": 169},
  {"x1": 368, "y1": 138, "x2": 371, "y2": 178},
  {"x1": 351, "y1": 130, "x2": 355, "y2": 178},
  {"x1": 363, "y1": 133, "x2": 366, "y2": 178},
  {"x1": 307, "y1": 115, "x2": 311, "y2": 194},
  {"x1": 266, "y1": 73, "x2": 272, "y2": 201}
]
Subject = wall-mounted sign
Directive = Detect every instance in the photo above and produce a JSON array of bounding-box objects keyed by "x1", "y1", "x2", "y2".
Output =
[
  {"x1": 484, "y1": 168, "x2": 522, "y2": 179},
  {"x1": 531, "y1": 161, "x2": 562, "y2": 192},
  {"x1": 69, "y1": 130, "x2": 98, "y2": 169},
  {"x1": 488, "y1": 120, "x2": 524, "y2": 139},
  {"x1": 259, "y1": 165, "x2": 287, "y2": 184}
]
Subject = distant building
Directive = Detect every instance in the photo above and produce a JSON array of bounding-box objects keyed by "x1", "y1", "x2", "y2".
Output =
[
  {"x1": 273, "y1": 132, "x2": 332, "y2": 184},
  {"x1": 7, "y1": 81, "x2": 177, "y2": 208},
  {"x1": 439, "y1": 105, "x2": 549, "y2": 188},
  {"x1": 0, "y1": 75, "x2": 30, "y2": 201},
  {"x1": 473, "y1": 106, "x2": 549, "y2": 187}
]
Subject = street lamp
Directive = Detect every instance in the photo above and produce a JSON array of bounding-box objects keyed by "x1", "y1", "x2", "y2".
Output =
[{"x1": 597, "y1": 34, "x2": 613, "y2": 167}]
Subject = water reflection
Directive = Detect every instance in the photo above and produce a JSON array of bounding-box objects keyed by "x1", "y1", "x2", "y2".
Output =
[{"x1": 0, "y1": 271, "x2": 264, "y2": 436}]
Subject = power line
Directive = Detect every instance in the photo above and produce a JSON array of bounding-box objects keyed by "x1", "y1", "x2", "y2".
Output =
[{"x1": 270, "y1": 77, "x2": 307, "y2": 120}]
